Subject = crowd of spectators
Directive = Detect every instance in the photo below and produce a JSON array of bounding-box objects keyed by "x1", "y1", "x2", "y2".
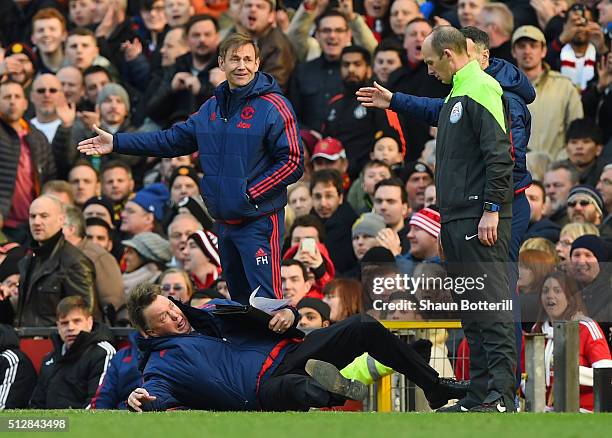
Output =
[{"x1": 0, "y1": 0, "x2": 611, "y2": 412}]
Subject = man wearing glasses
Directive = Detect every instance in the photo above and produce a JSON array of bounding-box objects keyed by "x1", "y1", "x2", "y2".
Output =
[
  {"x1": 566, "y1": 185, "x2": 612, "y2": 238},
  {"x1": 0, "y1": 81, "x2": 56, "y2": 244},
  {"x1": 289, "y1": 10, "x2": 353, "y2": 131},
  {"x1": 30, "y1": 73, "x2": 77, "y2": 179}
]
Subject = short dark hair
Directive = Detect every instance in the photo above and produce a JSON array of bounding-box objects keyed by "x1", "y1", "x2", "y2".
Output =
[
  {"x1": 83, "y1": 65, "x2": 111, "y2": 80},
  {"x1": 310, "y1": 169, "x2": 344, "y2": 197},
  {"x1": 281, "y1": 259, "x2": 309, "y2": 281},
  {"x1": 86, "y1": 216, "x2": 112, "y2": 233},
  {"x1": 460, "y1": 26, "x2": 490, "y2": 50},
  {"x1": 374, "y1": 39, "x2": 404, "y2": 59},
  {"x1": 101, "y1": 160, "x2": 132, "y2": 179},
  {"x1": 139, "y1": 0, "x2": 162, "y2": 11},
  {"x1": 315, "y1": 9, "x2": 348, "y2": 31},
  {"x1": 565, "y1": 118, "x2": 603, "y2": 145},
  {"x1": 68, "y1": 27, "x2": 97, "y2": 41},
  {"x1": 127, "y1": 283, "x2": 162, "y2": 332},
  {"x1": 289, "y1": 214, "x2": 326, "y2": 242},
  {"x1": 186, "y1": 14, "x2": 219, "y2": 33},
  {"x1": 429, "y1": 26, "x2": 467, "y2": 57},
  {"x1": 341, "y1": 45, "x2": 371, "y2": 66},
  {"x1": 374, "y1": 177, "x2": 408, "y2": 204},
  {"x1": 56, "y1": 295, "x2": 91, "y2": 319},
  {"x1": 219, "y1": 33, "x2": 259, "y2": 60}
]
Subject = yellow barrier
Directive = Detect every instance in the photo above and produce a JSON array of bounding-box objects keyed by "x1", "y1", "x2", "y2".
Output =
[
  {"x1": 381, "y1": 320, "x2": 462, "y2": 330},
  {"x1": 374, "y1": 320, "x2": 462, "y2": 412}
]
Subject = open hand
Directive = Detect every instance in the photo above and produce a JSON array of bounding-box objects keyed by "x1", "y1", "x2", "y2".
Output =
[
  {"x1": 356, "y1": 81, "x2": 392, "y2": 109},
  {"x1": 77, "y1": 124, "x2": 114, "y2": 156}
]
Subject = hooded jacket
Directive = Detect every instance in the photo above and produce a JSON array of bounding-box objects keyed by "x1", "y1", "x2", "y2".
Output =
[
  {"x1": 390, "y1": 57, "x2": 534, "y2": 194},
  {"x1": 29, "y1": 322, "x2": 116, "y2": 409},
  {"x1": 0, "y1": 324, "x2": 37, "y2": 409},
  {"x1": 90, "y1": 331, "x2": 141, "y2": 409},
  {"x1": 135, "y1": 298, "x2": 300, "y2": 411},
  {"x1": 114, "y1": 72, "x2": 303, "y2": 222}
]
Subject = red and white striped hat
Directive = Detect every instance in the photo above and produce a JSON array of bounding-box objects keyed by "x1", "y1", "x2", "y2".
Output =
[
  {"x1": 188, "y1": 230, "x2": 221, "y2": 267},
  {"x1": 409, "y1": 207, "x2": 441, "y2": 238}
]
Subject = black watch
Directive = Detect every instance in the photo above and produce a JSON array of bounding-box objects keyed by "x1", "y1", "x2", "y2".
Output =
[{"x1": 483, "y1": 202, "x2": 501, "y2": 212}]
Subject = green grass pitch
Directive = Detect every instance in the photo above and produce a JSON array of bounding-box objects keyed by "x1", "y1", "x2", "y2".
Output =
[{"x1": 1, "y1": 411, "x2": 611, "y2": 438}]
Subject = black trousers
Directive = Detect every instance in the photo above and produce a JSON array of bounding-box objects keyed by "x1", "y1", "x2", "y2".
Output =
[
  {"x1": 440, "y1": 217, "x2": 517, "y2": 408},
  {"x1": 258, "y1": 314, "x2": 439, "y2": 411}
]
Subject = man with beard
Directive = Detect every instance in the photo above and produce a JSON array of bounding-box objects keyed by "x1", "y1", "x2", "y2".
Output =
[
  {"x1": 566, "y1": 185, "x2": 612, "y2": 238},
  {"x1": 146, "y1": 15, "x2": 221, "y2": 126},
  {"x1": 543, "y1": 162, "x2": 579, "y2": 227},
  {"x1": 0, "y1": 43, "x2": 37, "y2": 94},
  {"x1": 322, "y1": 46, "x2": 402, "y2": 181},
  {"x1": 29, "y1": 73, "x2": 77, "y2": 179}
]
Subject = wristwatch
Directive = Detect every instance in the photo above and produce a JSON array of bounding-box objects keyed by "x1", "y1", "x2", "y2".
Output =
[{"x1": 483, "y1": 202, "x2": 501, "y2": 212}]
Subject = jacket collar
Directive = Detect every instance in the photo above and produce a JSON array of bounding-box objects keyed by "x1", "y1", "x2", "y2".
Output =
[
  {"x1": 452, "y1": 60, "x2": 480, "y2": 89},
  {"x1": 31, "y1": 230, "x2": 63, "y2": 259}
]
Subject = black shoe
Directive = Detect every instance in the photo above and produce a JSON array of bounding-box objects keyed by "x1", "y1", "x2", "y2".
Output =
[
  {"x1": 410, "y1": 339, "x2": 433, "y2": 363},
  {"x1": 305, "y1": 359, "x2": 368, "y2": 401},
  {"x1": 469, "y1": 397, "x2": 513, "y2": 413},
  {"x1": 436, "y1": 402, "x2": 471, "y2": 413},
  {"x1": 425, "y1": 378, "x2": 470, "y2": 410}
]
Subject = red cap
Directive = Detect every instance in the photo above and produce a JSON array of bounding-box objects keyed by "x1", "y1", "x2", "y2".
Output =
[{"x1": 311, "y1": 137, "x2": 346, "y2": 161}]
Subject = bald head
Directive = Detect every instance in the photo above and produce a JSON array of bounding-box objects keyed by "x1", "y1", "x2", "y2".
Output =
[
  {"x1": 428, "y1": 26, "x2": 468, "y2": 57},
  {"x1": 29, "y1": 195, "x2": 66, "y2": 242},
  {"x1": 31, "y1": 73, "x2": 63, "y2": 120},
  {"x1": 422, "y1": 26, "x2": 470, "y2": 84},
  {"x1": 57, "y1": 66, "x2": 84, "y2": 104}
]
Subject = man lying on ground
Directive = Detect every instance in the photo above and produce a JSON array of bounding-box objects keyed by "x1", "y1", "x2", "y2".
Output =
[{"x1": 125, "y1": 283, "x2": 466, "y2": 412}]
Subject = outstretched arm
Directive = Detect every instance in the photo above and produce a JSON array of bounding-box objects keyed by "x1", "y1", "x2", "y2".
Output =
[
  {"x1": 77, "y1": 114, "x2": 200, "y2": 159},
  {"x1": 356, "y1": 82, "x2": 444, "y2": 126}
]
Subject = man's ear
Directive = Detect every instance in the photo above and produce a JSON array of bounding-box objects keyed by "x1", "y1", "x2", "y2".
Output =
[
  {"x1": 322, "y1": 320, "x2": 330, "y2": 328},
  {"x1": 86, "y1": 315, "x2": 94, "y2": 331},
  {"x1": 595, "y1": 144, "x2": 603, "y2": 157}
]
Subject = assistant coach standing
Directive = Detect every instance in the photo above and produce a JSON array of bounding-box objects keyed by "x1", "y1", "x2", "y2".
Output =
[
  {"x1": 425, "y1": 27, "x2": 515, "y2": 413},
  {"x1": 78, "y1": 34, "x2": 303, "y2": 315}
]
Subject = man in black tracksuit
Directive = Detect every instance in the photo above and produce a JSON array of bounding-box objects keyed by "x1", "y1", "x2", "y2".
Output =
[
  {"x1": 29, "y1": 296, "x2": 115, "y2": 409},
  {"x1": 0, "y1": 324, "x2": 36, "y2": 408},
  {"x1": 424, "y1": 28, "x2": 516, "y2": 412}
]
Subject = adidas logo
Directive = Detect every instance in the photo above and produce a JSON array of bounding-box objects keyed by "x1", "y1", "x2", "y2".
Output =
[{"x1": 255, "y1": 248, "x2": 267, "y2": 257}]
